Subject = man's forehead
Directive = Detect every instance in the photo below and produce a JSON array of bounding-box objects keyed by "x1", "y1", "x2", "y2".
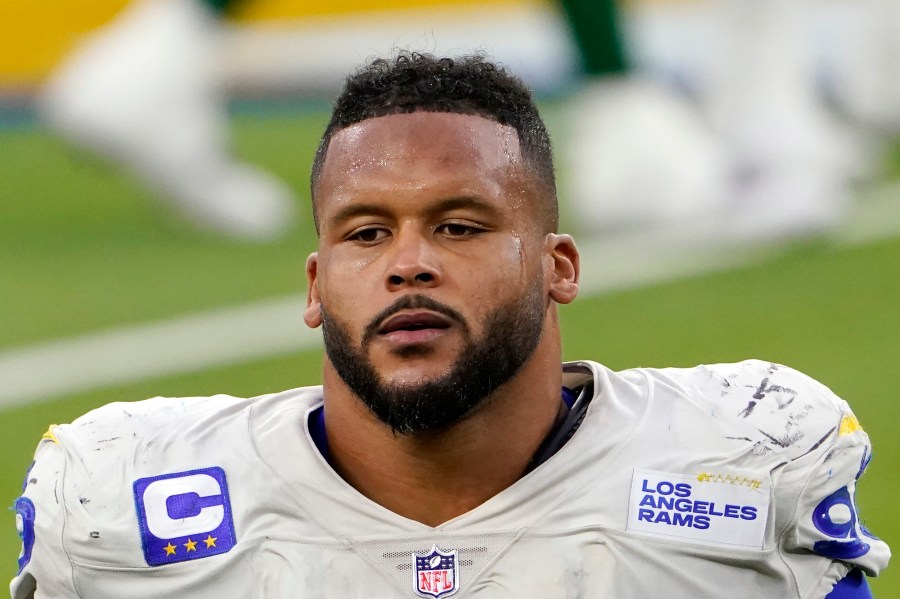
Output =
[
  {"x1": 312, "y1": 111, "x2": 546, "y2": 233},
  {"x1": 322, "y1": 112, "x2": 524, "y2": 174}
]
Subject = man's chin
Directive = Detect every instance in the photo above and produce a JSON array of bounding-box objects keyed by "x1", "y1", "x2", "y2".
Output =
[
  {"x1": 376, "y1": 367, "x2": 455, "y2": 393},
  {"x1": 371, "y1": 347, "x2": 459, "y2": 380}
]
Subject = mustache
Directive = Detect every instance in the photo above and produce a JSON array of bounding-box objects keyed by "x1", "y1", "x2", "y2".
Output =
[{"x1": 362, "y1": 294, "x2": 469, "y2": 345}]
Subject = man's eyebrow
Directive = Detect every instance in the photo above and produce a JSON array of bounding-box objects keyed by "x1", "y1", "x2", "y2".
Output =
[
  {"x1": 426, "y1": 196, "x2": 503, "y2": 218},
  {"x1": 327, "y1": 196, "x2": 503, "y2": 227},
  {"x1": 328, "y1": 203, "x2": 393, "y2": 227}
]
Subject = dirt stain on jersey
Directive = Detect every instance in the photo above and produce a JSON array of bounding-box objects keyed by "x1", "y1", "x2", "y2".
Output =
[
  {"x1": 738, "y1": 377, "x2": 798, "y2": 418},
  {"x1": 757, "y1": 421, "x2": 805, "y2": 448}
]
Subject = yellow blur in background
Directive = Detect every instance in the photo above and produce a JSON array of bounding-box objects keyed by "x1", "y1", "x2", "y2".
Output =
[{"x1": 0, "y1": 0, "x2": 542, "y2": 86}]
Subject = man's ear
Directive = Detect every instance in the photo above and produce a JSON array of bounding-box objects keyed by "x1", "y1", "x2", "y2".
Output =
[
  {"x1": 304, "y1": 253, "x2": 323, "y2": 328},
  {"x1": 546, "y1": 234, "x2": 579, "y2": 305}
]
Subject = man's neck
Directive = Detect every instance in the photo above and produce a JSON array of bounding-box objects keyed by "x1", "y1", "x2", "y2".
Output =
[{"x1": 320, "y1": 346, "x2": 564, "y2": 527}]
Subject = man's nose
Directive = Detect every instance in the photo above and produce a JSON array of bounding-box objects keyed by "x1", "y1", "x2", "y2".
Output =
[{"x1": 385, "y1": 229, "x2": 441, "y2": 290}]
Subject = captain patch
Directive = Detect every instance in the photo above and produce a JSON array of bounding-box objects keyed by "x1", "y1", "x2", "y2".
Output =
[
  {"x1": 133, "y1": 467, "x2": 236, "y2": 566},
  {"x1": 627, "y1": 469, "x2": 770, "y2": 550}
]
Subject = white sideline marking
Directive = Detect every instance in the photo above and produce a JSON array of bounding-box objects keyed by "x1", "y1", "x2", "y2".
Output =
[
  {"x1": 0, "y1": 189, "x2": 897, "y2": 409},
  {"x1": 0, "y1": 297, "x2": 317, "y2": 409}
]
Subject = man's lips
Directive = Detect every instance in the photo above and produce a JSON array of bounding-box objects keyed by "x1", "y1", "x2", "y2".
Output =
[{"x1": 377, "y1": 310, "x2": 453, "y2": 335}]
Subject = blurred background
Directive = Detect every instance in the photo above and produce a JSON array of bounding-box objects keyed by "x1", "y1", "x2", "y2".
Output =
[{"x1": 0, "y1": 0, "x2": 897, "y2": 592}]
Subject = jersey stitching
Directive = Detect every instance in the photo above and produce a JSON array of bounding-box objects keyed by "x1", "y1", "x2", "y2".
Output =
[
  {"x1": 566, "y1": 362, "x2": 655, "y2": 468},
  {"x1": 55, "y1": 432, "x2": 86, "y2": 599},
  {"x1": 776, "y1": 418, "x2": 843, "y2": 599},
  {"x1": 67, "y1": 555, "x2": 232, "y2": 572},
  {"x1": 633, "y1": 367, "x2": 660, "y2": 441},
  {"x1": 456, "y1": 527, "x2": 530, "y2": 598},
  {"x1": 449, "y1": 363, "x2": 652, "y2": 535},
  {"x1": 803, "y1": 561, "x2": 852, "y2": 599},
  {"x1": 246, "y1": 401, "x2": 396, "y2": 536}
]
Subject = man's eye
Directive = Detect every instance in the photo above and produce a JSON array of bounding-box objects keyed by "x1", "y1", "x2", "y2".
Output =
[
  {"x1": 439, "y1": 223, "x2": 480, "y2": 237},
  {"x1": 349, "y1": 228, "x2": 388, "y2": 243}
]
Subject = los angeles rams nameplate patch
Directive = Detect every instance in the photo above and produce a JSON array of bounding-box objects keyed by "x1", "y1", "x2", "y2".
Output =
[
  {"x1": 627, "y1": 469, "x2": 770, "y2": 550},
  {"x1": 133, "y1": 467, "x2": 237, "y2": 566}
]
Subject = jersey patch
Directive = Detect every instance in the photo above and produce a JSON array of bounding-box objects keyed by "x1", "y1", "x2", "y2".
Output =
[
  {"x1": 413, "y1": 545, "x2": 459, "y2": 599},
  {"x1": 627, "y1": 469, "x2": 770, "y2": 550},
  {"x1": 133, "y1": 467, "x2": 236, "y2": 566},
  {"x1": 14, "y1": 497, "x2": 36, "y2": 573}
]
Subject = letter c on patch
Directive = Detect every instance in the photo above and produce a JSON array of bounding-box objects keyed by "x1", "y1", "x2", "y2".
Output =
[
  {"x1": 142, "y1": 474, "x2": 225, "y2": 539},
  {"x1": 133, "y1": 466, "x2": 236, "y2": 566}
]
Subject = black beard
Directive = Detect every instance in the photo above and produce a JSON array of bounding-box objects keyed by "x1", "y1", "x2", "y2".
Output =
[{"x1": 320, "y1": 282, "x2": 546, "y2": 436}]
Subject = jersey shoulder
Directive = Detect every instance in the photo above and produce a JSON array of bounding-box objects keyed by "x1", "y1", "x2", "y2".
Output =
[
  {"x1": 572, "y1": 358, "x2": 853, "y2": 461},
  {"x1": 51, "y1": 385, "x2": 323, "y2": 462},
  {"x1": 646, "y1": 359, "x2": 853, "y2": 462},
  {"x1": 571, "y1": 360, "x2": 889, "y2": 594},
  {"x1": 56, "y1": 393, "x2": 252, "y2": 450},
  {"x1": 21, "y1": 388, "x2": 321, "y2": 564}
]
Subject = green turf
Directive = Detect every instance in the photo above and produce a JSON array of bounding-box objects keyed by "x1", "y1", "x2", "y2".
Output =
[
  {"x1": 0, "y1": 113, "x2": 325, "y2": 349},
  {"x1": 0, "y1": 108, "x2": 896, "y2": 594}
]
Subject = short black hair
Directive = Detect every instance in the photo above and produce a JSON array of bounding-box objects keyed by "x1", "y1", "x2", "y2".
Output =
[{"x1": 310, "y1": 51, "x2": 557, "y2": 232}]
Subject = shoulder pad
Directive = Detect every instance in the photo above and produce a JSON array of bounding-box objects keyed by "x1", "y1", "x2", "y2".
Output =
[{"x1": 661, "y1": 359, "x2": 849, "y2": 462}]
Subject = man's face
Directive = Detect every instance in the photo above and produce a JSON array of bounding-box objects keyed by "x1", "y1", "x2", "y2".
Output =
[{"x1": 306, "y1": 111, "x2": 553, "y2": 434}]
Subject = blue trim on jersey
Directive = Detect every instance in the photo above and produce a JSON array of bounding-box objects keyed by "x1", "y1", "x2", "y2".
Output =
[
  {"x1": 561, "y1": 386, "x2": 577, "y2": 409},
  {"x1": 309, "y1": 405, "x2": 329, "y2": 462},
  {"x1": 308, "y1": 389, "x2": 576, "y2": 464},
  {"x1": 20, "y1": 461, "x2": 34, "y2": 493},
  {"x1": 14, "y1": 497, "x2": 36, "y2": 573},
  {"x1": 824, "y1": 570, "x2": 873, "y2": 599}
]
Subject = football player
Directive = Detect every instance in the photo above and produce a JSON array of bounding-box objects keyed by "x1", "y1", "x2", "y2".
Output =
[{"x1": 12, "y1": 52, "x2": 889, "y2": 598}]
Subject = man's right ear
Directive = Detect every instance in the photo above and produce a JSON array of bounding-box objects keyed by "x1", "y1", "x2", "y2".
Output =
[{"x1": 304, "y1": 253, "x2": 323, "y2": 328}]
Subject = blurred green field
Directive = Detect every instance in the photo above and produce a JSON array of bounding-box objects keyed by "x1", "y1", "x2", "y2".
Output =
[{"x1": 0, "y1": 105, "x2": 897, "y2": 595}]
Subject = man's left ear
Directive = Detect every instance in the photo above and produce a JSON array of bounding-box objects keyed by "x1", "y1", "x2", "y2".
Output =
[{"x1": 545, "y1": 234, "x2": 579, "y2": 304}]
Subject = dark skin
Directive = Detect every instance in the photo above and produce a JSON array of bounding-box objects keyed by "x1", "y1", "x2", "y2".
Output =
[{"x1": 304, "y1": 112, "x2": 580, "y2": 526}]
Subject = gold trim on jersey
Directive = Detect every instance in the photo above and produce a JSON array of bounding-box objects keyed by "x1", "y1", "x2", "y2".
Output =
[
  {"x1": 41, "y1": 425, "x2": 60, "y2": 444},
  {"x1": 839, "y1": 413, "x2": 863, "y2": 437},
  {"x1": 696, "y1": 472, "x2": 763, "y2": 490}
]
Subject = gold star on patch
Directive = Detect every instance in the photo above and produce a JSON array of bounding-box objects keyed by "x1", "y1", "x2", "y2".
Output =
[
  {"x1": 184, "y1": 538, "x2": 197, "y2": 552},
  {"x1": 164, "y1": 543, "x2": 177, "y2": 556},
  {"x1": 204, "y1": 534, "x2": 217, "y2": 549}
]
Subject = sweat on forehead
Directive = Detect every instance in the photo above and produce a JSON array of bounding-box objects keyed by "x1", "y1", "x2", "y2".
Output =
[
  {"x1": 312, "y1": 112, "x2": 545, "y2": 229},
  {"x1": 313, "y1": 112, "x2": 549, "y2": 230},
  {"x1": 324, "y1": 112, "x2": 522, "y2": 181}
]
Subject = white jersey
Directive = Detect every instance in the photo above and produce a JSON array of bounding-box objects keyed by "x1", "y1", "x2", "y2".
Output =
[{"x1": 11, "y1": 360, "x2": 890, "y2": 598}]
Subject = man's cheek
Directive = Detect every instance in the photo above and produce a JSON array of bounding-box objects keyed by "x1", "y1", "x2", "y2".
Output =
[
  {"x1": 320, "y1": 275, "x2": 368, "y2": 312},
  {"x1": 328, "y1": 245, "x2": 383, "y2": 273}
]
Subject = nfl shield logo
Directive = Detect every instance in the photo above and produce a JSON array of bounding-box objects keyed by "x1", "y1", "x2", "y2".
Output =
[{"x1": 413, "y1": 545, "x2": 459, "y2": 598}]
